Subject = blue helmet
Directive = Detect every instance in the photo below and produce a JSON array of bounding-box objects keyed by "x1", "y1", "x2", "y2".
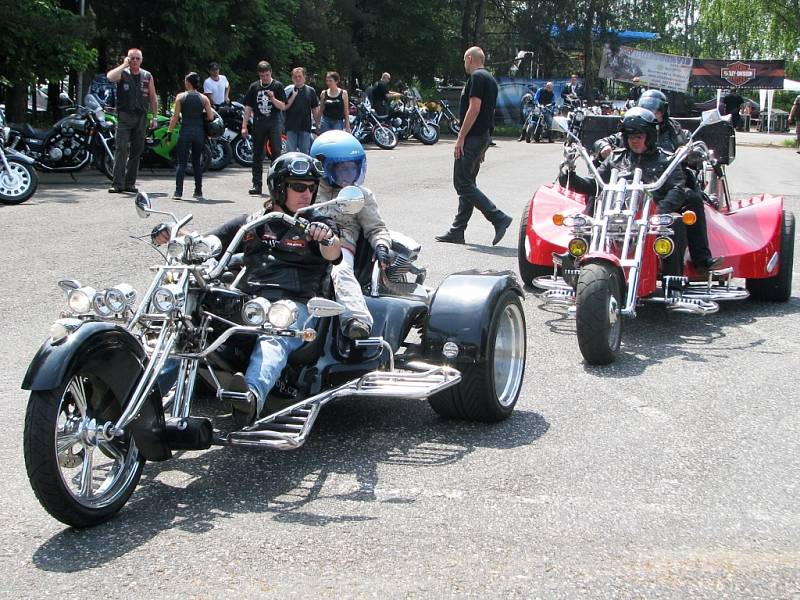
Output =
[{"x1": 310, "y1": 130, "x2": 367, "y2": 187}]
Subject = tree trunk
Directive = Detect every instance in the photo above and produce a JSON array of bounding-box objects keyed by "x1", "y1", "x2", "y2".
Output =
[
  {"x1": 460, "y1": 0, "x2": 474, "y2": 49},
  {"x1": 6, "y1": 84, "x2": 29, "y2": 123},
  {"x1": 582, "y1": 0, "x2": 596, "y2": 104},
  {"x1": 473, "y1": 0, "x2": 486, "y2": 47}
]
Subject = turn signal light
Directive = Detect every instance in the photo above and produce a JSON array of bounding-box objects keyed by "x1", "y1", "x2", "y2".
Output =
[
  {"x1": 682, "y1": 210, "x2": 697, "y2": 225},
  {"x1": 653, "y1": 237, "x2": 674, "y2": 257},
  {"x1": 568, "y1": 237, "x2": 588, "y2": 257},
  {"x1": 552, "y1": 213, "x2": 565, "y2": 226}
]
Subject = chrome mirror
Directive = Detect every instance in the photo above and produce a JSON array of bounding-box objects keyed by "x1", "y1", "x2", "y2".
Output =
[
  {"x1": 58, "y1": 279, "x2": 81, "y2": 292},
  {"x1": 306, "y1": 297, "x2": 347, "y2": 318},
  {"x1": 135, "y1": 192, "x2": 151, "y2": 219},
  {"x1": 334, "y1": 186, "x2": 365, "y2": 214}
]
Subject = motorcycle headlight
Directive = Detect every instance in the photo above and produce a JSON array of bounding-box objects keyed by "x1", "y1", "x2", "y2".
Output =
[
  {"x1": 573, "y1": 111, "x2": 584, "y2": 122},
  {"x1": 68, "y1": 286, "x2": 97, "y2": 314},
  {"x1": 268, "y1": 300, "x2": 299, "y2": 329},
  {"x1": 190, "y1": 235, "x2": 222, "y2": 261},
  {"x1": 242, "y1": 298, "x2": 271, "y2": 326},
  {"x1": 105, "y1": 284, "x2": 137, "y2": 312},
  {"x1": 92, "y1": 291, "x2": 113, "y2": 317},
  {"x1": 152, "y1": 284, "x2": 185, "y2": 313},
  {"x1": 167, "y1": 239, "x2": 186, "y2": 262}
]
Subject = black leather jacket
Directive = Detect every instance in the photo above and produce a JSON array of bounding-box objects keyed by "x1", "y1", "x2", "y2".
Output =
[
  {"x1": 596, "y1": 117, "x2": 690, "y2": 155},
  {"x1": 209, "y1": 209, "x2": 341, "y2": 301},
  {"x1": 559, "y1": 147, "x2": 686, "y2": 211}
]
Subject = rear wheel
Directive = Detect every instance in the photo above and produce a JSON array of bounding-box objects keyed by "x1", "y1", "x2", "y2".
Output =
[
  {"x1": 24, "y1": 366, "x2": 144, "y2": 528},
  {"x1": 575, "y1": 263, "x2": 623, "y2": 365},
  {"x1": 428, "y1": 291, "x2": 526, "y2": 421},
  {"x1": 746, "y1": 210, "x2": 795, "y2": 301},
  {"x1": 372, "y1": 125, "x2": 397, "y2": 150},
  {"x1": 517, "y1": 199, "x2": 553, "y2": 285},
  {"x1": 208, "y1": 138, "x2": 232, "y2": 171},
  {"x1": 0, "y1": 157, "x2": 38, "y2": 204}
]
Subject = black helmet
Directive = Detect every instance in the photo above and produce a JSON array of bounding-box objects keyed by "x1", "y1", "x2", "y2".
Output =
[
  {"x1": 267, "y1": 152, "x2": 324, "y2": 213},
  {"x1": 638, "y1": 89, "x2": 669, "y2": 118},
  {"x1": 205, "y1": 110, "x2": 224, "y2": 138},
  {"x1": 620, "y1": 107, "x2": 658, "y2": 151}
]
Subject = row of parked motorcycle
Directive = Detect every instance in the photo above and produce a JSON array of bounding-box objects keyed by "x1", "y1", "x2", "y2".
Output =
[{"x1": 0, "y1": 89, "x2": 460, "y2": 205}]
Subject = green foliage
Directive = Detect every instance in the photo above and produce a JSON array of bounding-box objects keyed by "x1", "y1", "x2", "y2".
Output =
[{"x1": 0, "y1": 0, "x2": 96, "y2": 87}]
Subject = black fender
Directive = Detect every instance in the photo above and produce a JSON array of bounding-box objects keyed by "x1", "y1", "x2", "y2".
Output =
[
  {"x1": 22, "y1": 321, "x2": 171, "y2": 461},
  {"x1": 423, "y1": 270, "x2": 524, "y2": 364}
]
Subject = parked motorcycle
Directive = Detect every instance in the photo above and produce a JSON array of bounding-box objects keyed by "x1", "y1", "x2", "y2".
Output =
[
  {"x1": 7, "y1": 94, "x2": 116, "y2": 179},
  {"x1": 350, "y1": 98, "x2": 397, "y2": 150},
  {"x1": 384, "y1": 89, "x2": 439, "y2": 145},
  {"x1": 21, "y1": 186, "x2": 526, "y2": 527},
  {"x1": 0, "y1": 107, "x2": 39, "y2": 204},
  {"x1": 429, "y1": 99, "x2": 461, "y2": 135},
  {"x1": 524, "y1": 103, "x2": 556, "y2": 143}
]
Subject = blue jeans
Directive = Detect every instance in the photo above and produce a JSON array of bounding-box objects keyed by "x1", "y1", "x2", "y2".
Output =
[
  {"x1": 286, "y1": 130, "x2": 312, "y2": 154},
  {"x1": 319, "y1": 116, "x2": 345, "y2": 133},
  {"x1": 245, "y1": 303, "x2": 309, "y2": 410},
  {"x1": 175, "y1": 127, "x2": 205, "y2": 194}
]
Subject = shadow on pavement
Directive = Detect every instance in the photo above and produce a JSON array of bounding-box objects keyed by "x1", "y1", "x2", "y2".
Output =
[{"x1": 31, "y1": 397, "x2": 549, "y2": 572}]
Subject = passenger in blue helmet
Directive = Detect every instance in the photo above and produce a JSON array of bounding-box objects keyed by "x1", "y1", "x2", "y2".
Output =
[{"x1": 310, "y1": 130, "x2": 392, "y2": 340}]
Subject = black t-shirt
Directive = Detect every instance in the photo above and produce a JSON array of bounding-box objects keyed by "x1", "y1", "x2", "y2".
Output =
[
  {"x1": 459, "y1": 68, "x2": 498, "y2": 137},
  {"x1": 209, "y1": 209, "x2": 340, "y2": 300},
  {"x1": 244, "y1": 79, "x2": 287, "y2": 122},
  {"x1": 370, "y1": 81, "x2": 389, "y2": 112},
  {"x1": 284, "y1": 85, "x2": 319, "y2": 132}
]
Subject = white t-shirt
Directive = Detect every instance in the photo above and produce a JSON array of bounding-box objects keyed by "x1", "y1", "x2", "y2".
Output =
[{"x1": 203, "y1": 75, "x2": 229, "y2": 104}]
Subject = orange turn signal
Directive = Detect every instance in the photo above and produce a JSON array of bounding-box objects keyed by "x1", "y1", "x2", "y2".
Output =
[
  {"x1": 552, "y1": 213, "x2": 565, "y2": 226},
  {"x1": 682, "y1": 210, "x2": 697, "y2": 226}
]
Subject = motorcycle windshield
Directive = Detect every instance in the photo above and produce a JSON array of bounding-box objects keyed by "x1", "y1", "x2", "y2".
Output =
[{"x1": 84, "y1": 94, "x2": 106, "y2": 120}]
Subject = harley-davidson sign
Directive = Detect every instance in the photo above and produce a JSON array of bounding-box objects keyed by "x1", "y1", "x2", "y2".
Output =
[
  {"x1": 721, "y1": 62, "x2": 755, "y2": 87},
  {"x1": 691, "y1": 59, "x2": 784, "y2": 89}
]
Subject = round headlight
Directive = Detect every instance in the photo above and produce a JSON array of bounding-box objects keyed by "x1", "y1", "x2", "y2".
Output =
[
  {"x1": 166, "y1": 239, "x2": 186, "y2": 261},
  {"x1": 242, "y1": 298, "x2": 271, "y2": 326},
  {"x1": 68, "y1": 286, "x2": 96, "y2": 314},
  {"x1": 92, "y1": 290, "x2": 113, "y2": 317},
  {"x1": 268, "y1": 300, "x2": 299, "y2": 329},
  {"x1": 152, "y1": 284, "x2": 185, "y2": 313},
  {"x1": 653, "y1": 237, "x2": 674, "y2": 257},
  {"x1": 105, "y1": 284, "x2": 136, "y2": 312},
  {"x1": 568, "y1": 237, "x2": 588, "y2": 257},
  {"x1": 191, "y1": 235, "x2": 222, "y2": 261}
]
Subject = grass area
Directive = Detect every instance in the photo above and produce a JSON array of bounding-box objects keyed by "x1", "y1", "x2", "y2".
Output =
[{"x1": 782, "y1": 138, "x2": 799, "y2": 148}]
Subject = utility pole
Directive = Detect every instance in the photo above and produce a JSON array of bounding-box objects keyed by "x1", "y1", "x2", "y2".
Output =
[{"x1": 76, "y1": 0, "x2": 86, "y2": 99}]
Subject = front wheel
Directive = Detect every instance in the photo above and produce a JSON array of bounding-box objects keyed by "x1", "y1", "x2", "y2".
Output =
[
  {"x1": 95, "y1": 139, "x2": 115, "y2": 181},
  {"x1": 575, "y1": 263, "x2": 624, "y2": 365},
  {"x1": 746, "y1": 210, "x2": 795, "y2": 301},
  {"x1": 428, "y1": 291, "x2": 526, "y2": 421},
  {"x1": 208, "y1": 138, "x2": 232, "y2": 171},
  {"x1": 232, "y1": 135, "x2": 254, "y2": 167},
  {"x1": 371, "y1": 125, "x2": 397, "y2": 150},
  {"x1": 185, "y1": 143, "x2": 211, "y2": 175},
  {"x1": 415, "y1": 122, "x2": 440, "y2": 145},
  {"x1": 24, "y1": 369, "x2": 144, "y2": 527},
  {"x1": 0, "y1": 156, "x2": 39, "y2": 204},
  {"x1": 448, "y1": 118, "x2": 461, "y2": 136}
]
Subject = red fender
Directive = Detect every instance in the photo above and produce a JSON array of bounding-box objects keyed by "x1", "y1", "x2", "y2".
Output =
[{"x1": 524, "y1": 184, "x2": 587, "y2": 266}]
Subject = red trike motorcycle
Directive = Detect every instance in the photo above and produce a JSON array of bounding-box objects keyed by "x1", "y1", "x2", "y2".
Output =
[{"x1": 518, "y1": 110, "x2": 794, "y2": 364}]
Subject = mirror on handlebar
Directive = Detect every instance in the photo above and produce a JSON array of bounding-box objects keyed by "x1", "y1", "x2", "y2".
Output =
[
  {"x1": 691, "y1": 108, "x2": 733, "y2": 140},
  {"x1": 333, "y1": 185, "x2": 365, "y2": 214},
  {"x1": 135, "y1": 192, "x2": 152, "y2": 218}
]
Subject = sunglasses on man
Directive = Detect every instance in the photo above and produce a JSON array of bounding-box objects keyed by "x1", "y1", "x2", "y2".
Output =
[{"x1": 287, "y1": 182, "x2": 318, "y2": 193}]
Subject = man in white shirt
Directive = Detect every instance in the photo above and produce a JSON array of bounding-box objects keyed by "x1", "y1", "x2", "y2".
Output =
[{"x1": 203, "y1": 62, "x2": 229, "y2": 106}]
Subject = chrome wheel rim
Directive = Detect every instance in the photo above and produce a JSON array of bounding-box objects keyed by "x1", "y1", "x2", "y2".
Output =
[
  {"x1": 374, "y1": 127, "x2": 394, "y2": 146},
  {"x1": 607, "y1": 294, "x2": 621, "y2": 348},
  {"x1": 55, "y1": 375, "x2": 140, "y2": 509},
  {"x1": 493, "y1": 302, "x2": 526, "y2": 406},
  {"x1": 0, "y1": 162, "x2": 33, "y2": 197}
]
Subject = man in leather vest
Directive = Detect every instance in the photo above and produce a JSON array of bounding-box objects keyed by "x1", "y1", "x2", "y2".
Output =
[{"x1": 107, "y1": 48, "x2": 158, "y2": 193}]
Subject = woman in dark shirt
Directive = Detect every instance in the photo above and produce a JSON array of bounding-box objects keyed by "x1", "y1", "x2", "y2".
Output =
[
  {"x1": 317, "y1": 71, "x2": 351, "y2": 133},
  {"x1": 167, "y1": 72, "x2": 214, "y2": 199}
]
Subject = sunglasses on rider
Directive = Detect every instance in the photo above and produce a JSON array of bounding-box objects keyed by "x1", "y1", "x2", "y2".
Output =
[{"x1": 287, "y1": 181, "x2": 318, "y2": 193}]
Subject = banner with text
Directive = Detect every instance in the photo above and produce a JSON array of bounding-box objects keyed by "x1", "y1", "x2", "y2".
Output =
[
  {"x1": 690, "y1": 59, "x2": 785, "y2": 89},
  {"x1": 598, "y1": 45, "x2": 693, "y2": 92}
]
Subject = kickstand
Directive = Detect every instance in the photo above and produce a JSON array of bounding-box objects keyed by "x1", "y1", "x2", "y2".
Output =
[{"x1": 69, "y1": 172, "x2": 77, "y2": 182}]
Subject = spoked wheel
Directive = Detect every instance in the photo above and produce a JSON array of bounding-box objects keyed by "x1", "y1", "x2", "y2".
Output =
[
  {"x1": 24, "y1": 370, "x2": 144, "y2": 527},
  {"x1": 232, "y1": 135, "x2": 254, "y2": 167},
  {"x1": 517, "y1": 199, "x2": 553, "y2": 285},
  {"x1": 371, "y1": 125, "x2": 397, "y2": 150},
  {"x1": 95, "y1": 140, "x2": 115, "y2": 181},
  {"x1": 0, "y1": 157, "x2": 39, "y2": 204},
  {"x1": 415, "y1": 122, "x2": 440, "y2": 145},
  {"x1": 429, "y1": 290, "x2": 526, "y2": 421},
  {"x1": 575, "y1": 263, "x2": 624, "y2": 365}
]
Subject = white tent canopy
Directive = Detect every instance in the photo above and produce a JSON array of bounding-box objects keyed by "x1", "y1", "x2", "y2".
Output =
[{"x1": 783, "y1": 78, "x2": 800, "y2": 92}]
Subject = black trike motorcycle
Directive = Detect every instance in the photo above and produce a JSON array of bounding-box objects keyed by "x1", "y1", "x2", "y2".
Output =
[{"x1": 21, "y1": 187, "x2": 527, "y2": 527}]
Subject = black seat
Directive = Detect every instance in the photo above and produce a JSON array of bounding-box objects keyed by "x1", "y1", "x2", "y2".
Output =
[{"x1": 11, "y1": 123, "x2": 52, "y2": 140}]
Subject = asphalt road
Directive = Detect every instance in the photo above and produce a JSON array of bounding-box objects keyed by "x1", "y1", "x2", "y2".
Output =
[{"x1": 1, "y1": 138, "x2": 798, "y2": 598}]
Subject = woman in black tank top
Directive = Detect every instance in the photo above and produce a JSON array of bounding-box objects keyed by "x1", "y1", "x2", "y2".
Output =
[
  {"x1": 317, "y1": 71, "x2": 351, "y2": 134},
  {"x1": 167, "y1": 72, "x2": 213, "y2": 199}
]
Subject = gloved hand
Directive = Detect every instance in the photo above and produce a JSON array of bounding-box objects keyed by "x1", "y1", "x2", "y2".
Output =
[
  {"x1": 374, "y1": 243, "x2": 390, "y2": 267},
  {"x1": 150, "y1": 222, "x2": 170, "y2": 245}
]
